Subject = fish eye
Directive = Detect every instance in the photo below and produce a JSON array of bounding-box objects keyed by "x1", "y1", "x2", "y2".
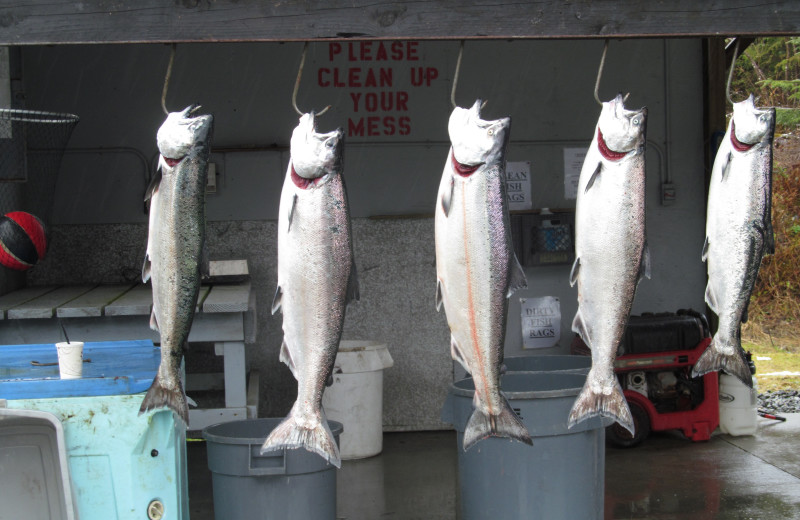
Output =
[
  {"x1": 632, "y1": 118, "x2": 640, "y2": 126},
  {"x1": 325, "y1": 139, "x2": 335, "y2": 148},
  {"x1": 487, "y1": 129, "x2": 495, "y2": 136}
]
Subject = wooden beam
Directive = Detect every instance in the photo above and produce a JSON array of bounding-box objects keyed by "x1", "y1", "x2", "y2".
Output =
[{"x1": 0, "y1": 1, "x2": 797, "y2": 45}]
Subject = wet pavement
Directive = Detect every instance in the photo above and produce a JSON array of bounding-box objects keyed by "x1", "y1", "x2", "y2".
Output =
[{"x1": 188, "y1": 414, "x2": 800, "y2": 519}]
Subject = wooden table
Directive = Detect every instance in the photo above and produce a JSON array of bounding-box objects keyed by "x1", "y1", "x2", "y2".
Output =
[{"x1": 0, "y1": 282, "x2": 258, "y2": 431}]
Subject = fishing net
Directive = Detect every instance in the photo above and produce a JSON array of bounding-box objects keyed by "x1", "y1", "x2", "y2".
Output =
[{"x1": 0, "y1": 109, "x2": 80, "y2": 223}]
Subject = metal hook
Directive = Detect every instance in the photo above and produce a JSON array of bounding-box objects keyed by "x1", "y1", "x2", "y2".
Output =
[
  {"x1": 451, "y1": 41, "x2": 464, "y2": 109},
  {"x1": 450, "y1": 41, "x2": 488, "y2": 111},
  {"x1": 292, "y1": 42, "x2": 330, "y2": 117},
  {"x1": 726, "y1": 38, "x2": 741, "y2": 106},
  {"x1": 161, "y1": 43, "x2": 176, "y2": 115},
  {"x1": 593, "y1": 40, "x2": 609, "y2": 106},
  {"x1": 594, "y1": 40, "x2": 630, "y2": 106}
]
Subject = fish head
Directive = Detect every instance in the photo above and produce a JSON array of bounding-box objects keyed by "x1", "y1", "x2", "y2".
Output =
[
  {"x1": 597, "y1": 94, "x2": 647, "y2": 158},
  {"x1": 448, "y1": 99, "x2": 510, "y2": 170},
  {"x1": 290, "y1": 112, "x2": 344, "y2": 179},
  {"x1": 156, "y1": 105, "x2": 213, "y2": 164},
  {"x1": 731, "y1": 94, "x2": 775, "y2": 149}
]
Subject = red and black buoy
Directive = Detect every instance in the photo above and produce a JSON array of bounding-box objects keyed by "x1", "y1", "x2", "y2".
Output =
[{"x1": 0, "y1": 211, "x2": 47, "y2": 270}]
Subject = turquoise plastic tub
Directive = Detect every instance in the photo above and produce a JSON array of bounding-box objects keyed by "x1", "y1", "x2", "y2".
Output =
[{"x1": 0, "y1": 340, "x2": 187, "y2": 520}]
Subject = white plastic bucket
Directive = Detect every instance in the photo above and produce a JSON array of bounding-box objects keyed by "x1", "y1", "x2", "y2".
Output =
[
  {"x1": 322, "y1": 340, "x2": 393, "y2": 460},
  {"x1": 718, "y1": 373, "x2": 758, "y2": 436}
]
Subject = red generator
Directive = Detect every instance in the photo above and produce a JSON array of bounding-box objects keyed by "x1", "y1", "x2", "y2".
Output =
[{"x1": 572, "y1": 309, "x2": 719, "y2": 447}]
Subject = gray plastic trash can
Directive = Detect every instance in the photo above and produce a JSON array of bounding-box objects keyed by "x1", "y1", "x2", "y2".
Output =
[
  {"x1": 203, "y1": 418, "x2": 343, "y2": 520},
  {"x1": 441, "y1": 372, "x2": 610, "y2": 520},
  {"x1": 503, "y1": 354, "x2": 591, "y2": 374}
]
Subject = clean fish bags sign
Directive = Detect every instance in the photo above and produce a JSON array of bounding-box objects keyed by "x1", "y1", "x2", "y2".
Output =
[{"x1": 521, "y1": 296, "x2": 560, "y2": 349}]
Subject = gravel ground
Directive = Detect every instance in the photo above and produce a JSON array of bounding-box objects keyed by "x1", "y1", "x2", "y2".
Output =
[{"x1": 758, "y1": 390, "x2": 800, "y2": 413}]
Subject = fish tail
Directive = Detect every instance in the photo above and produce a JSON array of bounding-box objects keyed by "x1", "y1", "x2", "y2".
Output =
[
  {"x1": 138, "y1": 373, "x2": 190, "y2": 425},
  {"x1": 568, "y1": 377, "x2": 633, "y2": 435},
  {"x1": 463, "y1": 395, "x2": 532, "y2": 451},
  {"x1": 260, "y1": 408, "x2": 341, "y2": 468},
  {"x1": 692, "y1": 338, "x2": 752, "y2": 387}
]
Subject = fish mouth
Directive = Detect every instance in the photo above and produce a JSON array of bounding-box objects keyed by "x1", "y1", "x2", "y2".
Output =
[
  {"x1": 291, "y1": 165, "x2": 325, "y2": 189},
  {"x1": 730, "y1": 120, "x2": 756, "y2": 152},
  {"x1": 163, "y1": 156, "x2": 184, "y2": 168},
  {"x1": 451, "y1": 151, "x2": 482, "y2": 177},
  {"x1": 597, "y1": 128, "x2": 629, "y2": 161}
]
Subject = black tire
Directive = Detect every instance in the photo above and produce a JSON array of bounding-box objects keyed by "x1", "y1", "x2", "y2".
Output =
[{"x1": 606, "y1": 401, "x2": 651, "y2": 448}]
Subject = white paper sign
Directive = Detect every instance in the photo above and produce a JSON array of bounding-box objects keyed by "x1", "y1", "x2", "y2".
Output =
[
  {"x1": 521, "y1": 296, "x2": 561, "y2": 349},
  {"x1": 504, "y1": 161, "x2": 532, "y2": 211},
  {"x1": 563, "y1": 148, "x2": 588, "y2": 200}
]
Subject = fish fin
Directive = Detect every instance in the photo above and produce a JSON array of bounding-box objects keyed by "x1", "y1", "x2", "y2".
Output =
[
  {"x1": 346, "y1": 262, "x2": 360, "y2": 303},
  {"x1": 638, "y1": 240, "x2": 651, "y2": 282},
  {"x1": 142, "y1": 253, "x2": 151, "y2": 283},
  {"x1": 568, "y1": 374, "x2": 633, "y2": 435},
  {"x1": 260, "y1": 407, "x2": 341, "y2": 468},
  {"x1": 144, "y1": 163, "x2": 162, "y2": 203},
  {"x1": 450, "y1": 335, "x2": 470, "y2": 373},
  {"x1": 701, "y1": 236, "x2": 709, "y2": 262},
  {"x1": 569, "y1": 257, "x2": 580, "y2": 287},
  {"x1": 571, "y1": 309, "x2": 589, "y2": 345},
  {"x1": 271, "y1": 286, "x2": 282, "y2": 315},
  {"x1": 584, "y1": 163, "x2": 602, "y2": 193},
  {"x1": 138, "y1": 372, "x2": 190, "y2": 426},
  {"x1": 720, "y1": 152, "x2": 732, "y2": 181},
  {"x1": 704, "y1": 283, "x2": 718, "y2": 315},
  {"x1": 463, "y1": 394, "x2": 532, "y2": 451},
  {"x1": 287, "y1": 194, "x2": 298, "y2": 232},
  {"x1": 441, "y1": 176, "x2": 454, "y2": 216},
  {"x1": 764, "y1": 217, "x2": 776, "y2": 255},
  {"x1": 692, "y1": 338, "x2": 752, "y2": 387},
  {"x1": 149, "y1": 309, "x2": 159, "y2": 332},
  {"x1": 506, "y1": 254, "x2": 528, "y2": 297},
  {"x1": 279, "y1": 339, "x2": 297, "y2": 379},
  {"x1": 435, "y1": 279, "x2": 444, "y2": 311}
]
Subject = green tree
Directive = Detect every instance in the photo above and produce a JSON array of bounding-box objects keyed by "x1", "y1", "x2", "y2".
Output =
[{"x1": 730, "y1": 37, "x2": 800, "y2": 110}]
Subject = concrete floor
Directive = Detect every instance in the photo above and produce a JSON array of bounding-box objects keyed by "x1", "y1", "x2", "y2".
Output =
[{"x1": 188, "y1": 414, "x2": 800, "y2": 519}]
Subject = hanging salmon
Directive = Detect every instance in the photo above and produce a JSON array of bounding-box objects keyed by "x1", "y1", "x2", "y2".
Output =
[
  {"x1": 569, "y1": 94, "x2": 649, "y2": 435},
  {"x1": 435, "y1": 100, "x2": 531, "y2": 451},
  {"x1": 140, "y1": 105, "x2": 213, "y2": 425},
  {"x1": 694, "y1": 94, "x2": 775, "y2": 386},
  {"x1": 261, "y1": 112, "x2": 359, "y2": 468}
]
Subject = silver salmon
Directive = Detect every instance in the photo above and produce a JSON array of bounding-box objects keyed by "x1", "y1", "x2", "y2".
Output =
[
  {"x1": 435, "y1": 100, "x2": 530, "y2": 451},
  {"x1": 140, "y1": 105, "x2": 213, "y2": 425},
  {"x1": 694, "y1": 94, "x2": 775, "y2": 386},
  {"x1": 261, "y1": 112, "x2": 358, "y2": 468},
  {"x1": 569, "y1": 94, "x2": 649, "y2": 434}
]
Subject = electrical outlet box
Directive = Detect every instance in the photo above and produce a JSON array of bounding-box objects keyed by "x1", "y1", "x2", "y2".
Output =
[
  {"x1": 206, "y1": 162, "x2": 217, "y2": 194},
  {"x1": 661, "y1": 182, "x2": 676, "y2": 205}
]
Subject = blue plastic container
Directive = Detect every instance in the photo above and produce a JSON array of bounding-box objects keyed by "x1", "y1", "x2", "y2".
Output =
[{"x1": 0, "y1": 340, "x2": 187, "y2": 520}]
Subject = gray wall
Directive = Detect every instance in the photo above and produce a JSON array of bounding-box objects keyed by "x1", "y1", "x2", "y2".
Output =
[{"x1": 19, "y1": 39, "x2": 707, "y2": 430}]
